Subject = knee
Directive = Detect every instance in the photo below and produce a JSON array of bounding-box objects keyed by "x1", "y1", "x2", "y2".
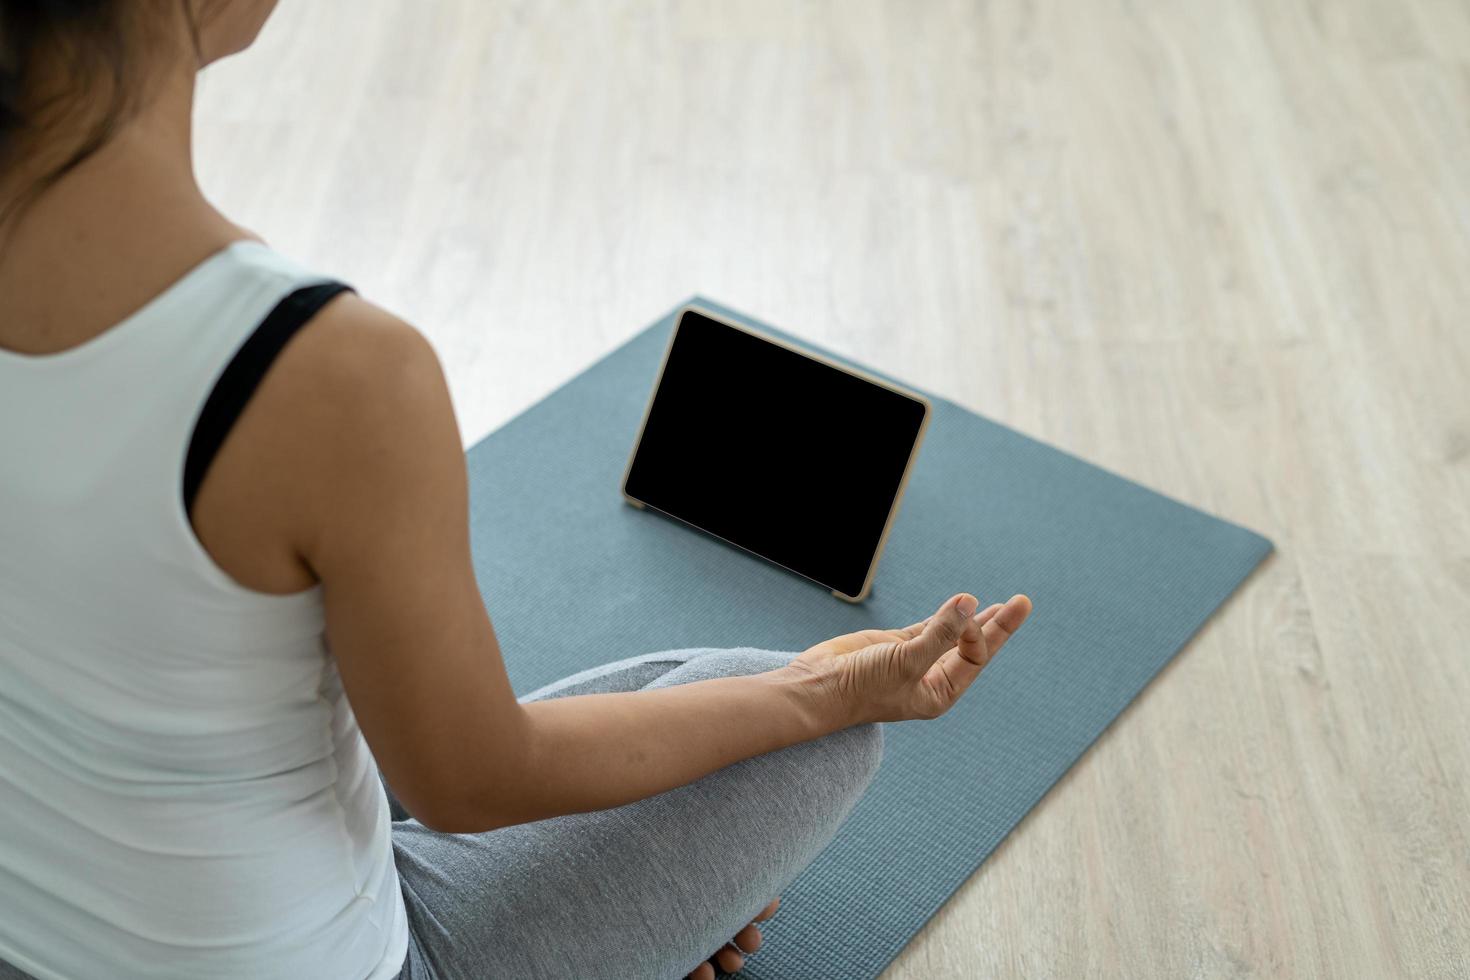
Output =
[
  {"x1": 643, "y1": 647, "x2": 795, "y2": 687},
  {"x1": 645, "y1": 647, "x2": 884, "y2": 802},
  {"x1": 819, "y1": 721, "x2": 885, "y2": 802},
  {"x1": 735, "y1": 721, "x2": 882, "y2": 866},
  {"x1": 674, "y1": 650, "x2": 885, "y2": 788}
]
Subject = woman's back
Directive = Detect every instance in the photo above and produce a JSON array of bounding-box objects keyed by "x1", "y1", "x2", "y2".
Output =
[{"x1": 0, "y1": 242, "x2": 407, "y2": 978}]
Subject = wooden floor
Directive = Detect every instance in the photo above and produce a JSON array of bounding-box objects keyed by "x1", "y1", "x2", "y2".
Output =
[{"x1": 196, "y1": 2, "x2": 1470, "y2": 976}]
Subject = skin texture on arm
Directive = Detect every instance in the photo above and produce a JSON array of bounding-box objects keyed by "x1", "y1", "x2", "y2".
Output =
[{"x1": 201, "y1": 292, "x2": 851, "y2": 833}]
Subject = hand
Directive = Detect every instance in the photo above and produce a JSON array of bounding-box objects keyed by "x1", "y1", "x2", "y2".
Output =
[{"x1": 782, "y1": 592, "x2": 1032, "y2": 726}]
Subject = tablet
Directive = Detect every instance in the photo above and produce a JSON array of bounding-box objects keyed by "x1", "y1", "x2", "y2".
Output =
[{"x1": 621, "y1": 305, "x2": 931, "y2": 602}]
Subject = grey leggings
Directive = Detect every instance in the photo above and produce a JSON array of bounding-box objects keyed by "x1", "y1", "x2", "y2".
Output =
[{"x1": 392, "y1": 647, "x2": 884, "y2": 980}]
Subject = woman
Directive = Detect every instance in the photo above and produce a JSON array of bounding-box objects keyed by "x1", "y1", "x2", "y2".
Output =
[{"x1": 0, "y1": 2, "x2": 1032, "y2": 978}]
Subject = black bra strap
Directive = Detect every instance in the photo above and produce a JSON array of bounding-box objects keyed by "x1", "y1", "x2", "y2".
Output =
[{"x1": 183, "y1": 281, "x2": 354, "y2": 518}]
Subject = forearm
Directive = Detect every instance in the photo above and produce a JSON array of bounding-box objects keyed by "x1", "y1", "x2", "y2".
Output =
[{"x1": 473, "y1": 665, "x2": 842, "y2": 828}]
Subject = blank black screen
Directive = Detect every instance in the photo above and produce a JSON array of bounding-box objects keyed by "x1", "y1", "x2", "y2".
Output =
[{"x1": 623, "y1": 310, "x2": 928, "y2": 597}]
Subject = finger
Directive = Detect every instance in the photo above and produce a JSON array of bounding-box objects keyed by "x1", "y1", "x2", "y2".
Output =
[
  {"x1": 754, "y1": 897, "x2": 780, "y2": 921},
  {"x1": 906, "y1": 602, "x2": 1002, "y2": 672},
  {"x1": 899, "y1": 593, "x2": 979, "y2": 668},
  {"x1": 978, "y1": 593, "x2": 1031, "y2": 660},
  {"x1": 912, "y1": 602, "x2": 999, "y2": 648},
  {"x1": 879, "y1": 602, "x2": 994, "y2": 646},
  {"x1": 972, "y1": 602, "x2": 1003, "y2": 628},
  {"x1": 956, "y1": 593, "x2": 1031, "y2": 668},
  {"x1": 897, "y1": 600, "x2": 1000, "y2": 639},
  {"x1": 732, "y1": 922, "x2": 764, "y2": 954},
  {"x1": 688, "y1": 962, "x2": 715, "y2": 980},
  {"x1": 714, "y1": 944, "x2": 745, "y2": 973},
  {"x1": 927, "y1": 594, "x2": 1032, "y2": 702}
]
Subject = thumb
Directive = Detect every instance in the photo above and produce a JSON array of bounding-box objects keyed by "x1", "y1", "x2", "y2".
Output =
[{"x1": 899, "y1": 593, "x2": 979, "y2": 668}]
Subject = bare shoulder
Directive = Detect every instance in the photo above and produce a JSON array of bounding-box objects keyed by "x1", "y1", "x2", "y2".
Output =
[
  {"x1": 190, "y1": 291, "x2": 464, "y2": 591},
  {"x1": 280, "y1": 292, "x2": 446, "y2": 406},
  {"x1": 256, "y1": 291, "x2": 461, "y2": 465},
  {"x1": 261, "y1": 289, "x2": 464, "y2": 513}
]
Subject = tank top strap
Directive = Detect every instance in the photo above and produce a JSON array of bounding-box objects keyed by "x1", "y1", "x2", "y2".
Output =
[
  {"x1": 0, "y1": 239, "x2": 345, "y2": 605},
  {"x1": 182, "y1": 279, "x2": 354, "y2": 518}
]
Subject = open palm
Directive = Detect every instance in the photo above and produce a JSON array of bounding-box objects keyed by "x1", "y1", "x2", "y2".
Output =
[{"x1": 790, "y1": 593, "x2": 1033, "y2": 723}]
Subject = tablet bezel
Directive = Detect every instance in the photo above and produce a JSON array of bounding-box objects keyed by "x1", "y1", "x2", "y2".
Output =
[{"x1": 620, "y1": 304, "x2": 932, "y2": 602}]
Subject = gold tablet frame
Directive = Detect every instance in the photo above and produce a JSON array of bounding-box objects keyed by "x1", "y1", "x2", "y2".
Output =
[{"x1": 619, "y1": 304, "x2": 932, "y2": 603}]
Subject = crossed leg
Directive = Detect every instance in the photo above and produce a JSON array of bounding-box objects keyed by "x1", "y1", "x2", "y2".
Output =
[{"x1": 387, "y1": 647, "x2": 885, "y2": 980}]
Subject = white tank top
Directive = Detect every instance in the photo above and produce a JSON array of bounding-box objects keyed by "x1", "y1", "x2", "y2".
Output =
[{"x1": 0, "y1": 241, "x2": 409, "y2": 979}]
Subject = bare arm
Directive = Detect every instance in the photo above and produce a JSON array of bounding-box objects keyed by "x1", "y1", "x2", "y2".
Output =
[
  {"x1": 257, "y1": 296, "x2": 839, "y2": 832},
  {"x1": 491, "y1": 671, "x2": 833, "y2": 828},
  {"x1": 248, "y1": 296, "x2": 1028, "y2": 834}
]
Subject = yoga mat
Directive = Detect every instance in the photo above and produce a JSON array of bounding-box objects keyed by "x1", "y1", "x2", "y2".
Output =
[{"x1": 463, "y1": 298, "x2": 1273, "y2": 979}]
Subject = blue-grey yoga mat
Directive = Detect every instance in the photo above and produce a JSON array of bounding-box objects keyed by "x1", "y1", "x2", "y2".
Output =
[{"x1": 463, "y1": 298, "x2": 1273, "y2": 979}]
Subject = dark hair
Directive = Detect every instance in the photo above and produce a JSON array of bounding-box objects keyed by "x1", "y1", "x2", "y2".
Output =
[{"x1": 0, "y1": 1, "x2": 194, "y2": 235}]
